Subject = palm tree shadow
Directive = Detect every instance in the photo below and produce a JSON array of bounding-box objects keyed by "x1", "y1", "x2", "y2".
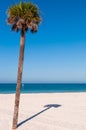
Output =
[{"x1": 17, "y1": 104, "x2": 61, "y2": 128}]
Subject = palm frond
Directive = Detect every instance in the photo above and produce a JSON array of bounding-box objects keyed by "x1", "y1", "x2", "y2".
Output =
[{"x1": 7, "y1": 2, "x2": 41, "y2": 33}]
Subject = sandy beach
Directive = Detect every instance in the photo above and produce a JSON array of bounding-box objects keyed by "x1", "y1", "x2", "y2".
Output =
[{"x1": 0, "y1": 92, "x2": 86, "y2": 130}]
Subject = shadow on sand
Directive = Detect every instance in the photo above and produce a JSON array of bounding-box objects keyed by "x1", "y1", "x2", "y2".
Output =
[{"x1": 17, "y1": 104, "x2": 61, "y2": 128}]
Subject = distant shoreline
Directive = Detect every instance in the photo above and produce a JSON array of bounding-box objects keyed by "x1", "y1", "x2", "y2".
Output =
[{"x1": 0, "y1": 83, "x2": 86, "y2": 84}]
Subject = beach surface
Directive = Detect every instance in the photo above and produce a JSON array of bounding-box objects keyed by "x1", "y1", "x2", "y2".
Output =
[{"x1": 0, "y1": 92, "x2": 86, "y2": 130}]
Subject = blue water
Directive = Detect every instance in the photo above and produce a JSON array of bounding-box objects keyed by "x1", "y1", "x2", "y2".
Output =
[{"x1": 0, "y1": 83, "x2": 86, "y2": 94}]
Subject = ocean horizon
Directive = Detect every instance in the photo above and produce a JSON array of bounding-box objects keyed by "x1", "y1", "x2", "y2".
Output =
[{"x1": 0, "y1": 83, "x2": 86, "y2": 94}]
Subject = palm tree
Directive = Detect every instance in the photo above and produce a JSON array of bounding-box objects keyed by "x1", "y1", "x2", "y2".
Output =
[{"x1": 7, "y1": 2, "x2": 41, "y2": 130}]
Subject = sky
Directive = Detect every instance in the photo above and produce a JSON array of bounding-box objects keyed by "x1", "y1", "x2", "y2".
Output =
[{"x1": 0, "y1": 0, "x2": 86, "y2": 83}]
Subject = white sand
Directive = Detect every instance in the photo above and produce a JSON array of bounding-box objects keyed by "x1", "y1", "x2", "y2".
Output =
[{"x1": 0, "y1": 92, "x2": 86, "y2": 130}]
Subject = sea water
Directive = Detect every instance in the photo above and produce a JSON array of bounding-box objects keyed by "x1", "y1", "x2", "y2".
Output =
[{"x1": 0, "y1": 83, "x2": 86, "y2": 94}]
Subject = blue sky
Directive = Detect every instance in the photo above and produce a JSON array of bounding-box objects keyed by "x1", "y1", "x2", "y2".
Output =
[{"x1": 0, "y1": 0, "x2": 86, "y2": 83}]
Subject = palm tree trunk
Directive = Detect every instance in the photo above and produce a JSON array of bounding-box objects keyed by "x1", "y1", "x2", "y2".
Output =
[{"x1": 12, "y1": 31, "x2": 25, "y2": 130}]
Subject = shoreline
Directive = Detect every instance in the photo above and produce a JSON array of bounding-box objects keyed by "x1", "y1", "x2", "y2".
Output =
[
  {"x1": 0, "y1": 92, "x2": 86, "y2": 130},
  {"x1": 1, "y1": 91, "x2": 86, "y2": 94}
]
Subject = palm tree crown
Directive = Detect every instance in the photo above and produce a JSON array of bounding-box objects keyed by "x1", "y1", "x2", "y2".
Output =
[{"x1": 7, "y1": 2, "x2": 41, "y2": 33}]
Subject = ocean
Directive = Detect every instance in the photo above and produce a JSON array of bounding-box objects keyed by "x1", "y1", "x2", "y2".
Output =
[{"x1": 0, "y1": 83, "x2": 86, "y2": 94}]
